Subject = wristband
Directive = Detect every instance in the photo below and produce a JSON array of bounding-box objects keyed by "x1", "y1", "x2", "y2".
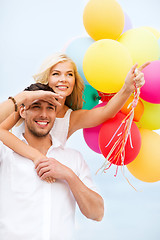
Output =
[{"x1": 8, "y1": 96, "x2": 18, "y2": 112}]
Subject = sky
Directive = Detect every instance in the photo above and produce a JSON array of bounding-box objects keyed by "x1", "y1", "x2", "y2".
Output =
[{"x1": 0, "y1": 0, "x2": 160, "y2": 239}]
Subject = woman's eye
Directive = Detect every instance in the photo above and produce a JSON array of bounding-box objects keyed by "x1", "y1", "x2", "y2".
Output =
[
  {"x1": 68, "y1": 73, "x2": 73, "y2": 76},
  {"x1": 52, "y1": 72, "x2": 58, "y2": 76}
]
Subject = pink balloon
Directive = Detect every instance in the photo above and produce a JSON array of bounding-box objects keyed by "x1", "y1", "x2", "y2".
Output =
[
  {"x1": 83, "y1": 125, "x2": 102, "y2": 153},
  {"x1": 140, "y1": 60, "x2": 160, "y2": 104},
  {"x1": 83, "y1": 102, "x2": 107, "y2": 153}
]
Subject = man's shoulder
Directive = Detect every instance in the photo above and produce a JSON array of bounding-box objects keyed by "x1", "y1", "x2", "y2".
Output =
[
  {"x1": 63, "y1": 146, "x2": 82, "y2": 156},
  {"x1": 0, "y1": 140, "x2": 13, "y2": 161}
]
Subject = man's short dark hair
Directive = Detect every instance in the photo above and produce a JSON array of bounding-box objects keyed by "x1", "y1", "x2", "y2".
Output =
[
  {"x1": 24, "y1": 83, "x2": 55, "y2": 93},
  {"x1": 23, "y1": 83, "x2": 57, "y2": 109}
]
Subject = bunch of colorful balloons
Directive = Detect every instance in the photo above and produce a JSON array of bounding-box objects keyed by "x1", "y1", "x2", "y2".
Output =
[{"x1": 63, "y1": 0, "x2": 160, "y2": 183}]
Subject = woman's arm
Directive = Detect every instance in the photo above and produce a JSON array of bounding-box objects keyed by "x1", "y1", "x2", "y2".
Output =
[
  {"x1": 0, "y1": 112, "x2": 45, "y2": 162},
  {"x1": 69, "y1": 62, "x2": 149, "y2": 136},
  {"x1": 0, "y1": 113, "x2": 55, "y2": 183},
  {"x1": 0, "y1": 92, "x2": 25, "y2": 124},
  {"x1": 0, "y1": 90, "x2": 62, "y2": 124}
]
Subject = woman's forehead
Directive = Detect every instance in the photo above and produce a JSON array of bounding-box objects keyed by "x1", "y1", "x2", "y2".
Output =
[{"x1": 51, "y1": 60, "x2": 74, "y2": 71}]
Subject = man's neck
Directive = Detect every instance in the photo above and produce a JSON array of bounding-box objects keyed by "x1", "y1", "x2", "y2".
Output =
[{"x1": 23, "y1": 131, "x2": 52, "y2": 156}]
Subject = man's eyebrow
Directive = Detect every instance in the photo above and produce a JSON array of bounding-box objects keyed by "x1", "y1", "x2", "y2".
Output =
[
  {"x1": 48, "y1": 103, "x2": 55, "y2": 107},
  {"x1": 31, "y1": 102, "x2": 41, "y2": 106},
  {"x1": 29, "y1": 101, "x2": 55, "y2": 108}
]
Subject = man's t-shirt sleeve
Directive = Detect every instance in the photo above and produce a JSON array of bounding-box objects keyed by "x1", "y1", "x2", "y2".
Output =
[
  {"x1": 0, "y1": 140, "x2": 5, "y2": 164},
  {"x1": 76, "y1": 151, "x2": 98, "y2": 193}
]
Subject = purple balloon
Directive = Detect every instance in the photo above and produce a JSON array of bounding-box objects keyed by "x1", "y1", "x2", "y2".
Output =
[{"x1": 122, "y1": 12, "x2": 133, "y2": 34}]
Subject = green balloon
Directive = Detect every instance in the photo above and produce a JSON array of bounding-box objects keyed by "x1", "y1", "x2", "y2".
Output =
[{"x1": 82, "y1": 84, "x2": 100, "y2": 110}]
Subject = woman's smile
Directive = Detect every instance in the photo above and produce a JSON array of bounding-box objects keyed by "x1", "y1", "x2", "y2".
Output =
[{"x1": 48, "y1": 61, "x2": 75, "y2": 97}]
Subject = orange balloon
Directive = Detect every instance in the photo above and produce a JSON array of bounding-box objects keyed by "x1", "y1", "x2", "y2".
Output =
[
  {"x1": 127, "y1": 128, "x2": 160, "y2": 183},
  {"x1": 120, "y1": 95, "x2": 144, "y2": 122}
]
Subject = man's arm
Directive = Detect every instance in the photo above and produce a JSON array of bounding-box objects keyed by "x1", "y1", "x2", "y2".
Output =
[
  {"x1": 35, "y1": 158, "x2": 104, "y2": 221},
  {"x1": 64, "y1": 168, "x2": 104, "y2": 221}
]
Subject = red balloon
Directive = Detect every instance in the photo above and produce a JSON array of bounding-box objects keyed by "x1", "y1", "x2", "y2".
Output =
[
  {"x1": 99, "y1": 112, "x2": 141, "y2": 165},
  {"x1": 97, "y1": 91, "x2": 116, "y2": 102}
]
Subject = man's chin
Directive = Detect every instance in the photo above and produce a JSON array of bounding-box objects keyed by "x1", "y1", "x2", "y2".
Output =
[{"x1": 29, "y1": 129, "x2": 51, "y2": 138}]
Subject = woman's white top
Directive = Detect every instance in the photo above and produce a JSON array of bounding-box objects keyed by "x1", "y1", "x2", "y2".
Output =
[
  {"x1": 12, "y1": 108, "x2": 73, "y2": 146},
  {"x1": 50, "y1": 108, "x2": 72, "y2": 145}
]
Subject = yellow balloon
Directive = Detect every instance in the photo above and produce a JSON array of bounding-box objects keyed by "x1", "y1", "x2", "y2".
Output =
[
  {"x1": 118, "y1": 27, "x2": 159, "y2": 66},
  {"x1": 83, "y1": 39, "x2": 133, "y2": 93},
  {"x1": 142, "y1": 26, "x2": 160, "y2": 40},
  {"x1": 136, "y1": 99, "x2": 160, "y2": 130},
  {"x1": 83, "y1": 0, "x2": 124, "y2": 41},
  {"x1": 127, "y1": 128, "x2": 160, "y2": 183}
]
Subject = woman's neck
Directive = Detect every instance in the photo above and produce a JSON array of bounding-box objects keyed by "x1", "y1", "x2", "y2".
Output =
[{"x1": 56, "y1": 97, "x2": 69, "y2": 118}]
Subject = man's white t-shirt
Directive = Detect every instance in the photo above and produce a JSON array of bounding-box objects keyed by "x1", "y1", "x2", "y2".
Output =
[{"x1": 0, "y1": 135, "x2": 97, "y2": 240}]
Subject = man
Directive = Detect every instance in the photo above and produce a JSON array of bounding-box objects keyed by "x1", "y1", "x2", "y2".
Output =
[{"x1": 0, "y1": 83, "x2": 104, "y2": 240}]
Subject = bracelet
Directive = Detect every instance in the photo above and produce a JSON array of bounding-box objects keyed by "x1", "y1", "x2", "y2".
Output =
[{"x1": 8, "y1": 96, "x2": 18, "y2": 112}]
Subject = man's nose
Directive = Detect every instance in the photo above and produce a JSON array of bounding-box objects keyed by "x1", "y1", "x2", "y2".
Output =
[{"x1": 39, "y1": 109, "x2": 48, "y2": 118}]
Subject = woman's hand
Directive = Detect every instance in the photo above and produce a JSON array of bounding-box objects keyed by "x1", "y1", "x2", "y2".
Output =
[
  {"x1": 22, "y1": 90, "x2": 63, "y2": 109},
  {"x1": 124, "y1": 62, "x2": 150, "y2": 93}
]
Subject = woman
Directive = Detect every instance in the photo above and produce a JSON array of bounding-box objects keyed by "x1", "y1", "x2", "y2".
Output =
[
  {"x1": 0, "y1": 53, "x2": 148, "y2": 145},
  {"x1": 0, "y1": 53, "x2": 149, "y2": 182}
]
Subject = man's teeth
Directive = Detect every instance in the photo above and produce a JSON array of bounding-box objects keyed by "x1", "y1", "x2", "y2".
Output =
[{"x1": 37, "y1": 121, "x2": 48, "y2": 125}]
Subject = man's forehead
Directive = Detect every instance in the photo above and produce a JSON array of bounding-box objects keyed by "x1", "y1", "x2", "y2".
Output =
[{"x1": 29, "y1": 100, "x2": 54, "y2": 107}]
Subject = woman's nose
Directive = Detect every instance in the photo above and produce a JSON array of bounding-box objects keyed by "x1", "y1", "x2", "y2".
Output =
[{"x1": 59, "y1": 74, "x2": 67, "y2": 82}]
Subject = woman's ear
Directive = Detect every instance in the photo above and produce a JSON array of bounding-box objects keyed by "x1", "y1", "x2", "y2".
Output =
[{"x1": 19, "y1": 105, "x2": 26, "y2": 119}]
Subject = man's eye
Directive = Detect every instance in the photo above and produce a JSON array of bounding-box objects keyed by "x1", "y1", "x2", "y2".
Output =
[
  {"x1": 48, "y1": 106, "x2": 55, "y2": 110},
  {"x1": 32, "y1": 106, "x2": 40, "y2": 109}
]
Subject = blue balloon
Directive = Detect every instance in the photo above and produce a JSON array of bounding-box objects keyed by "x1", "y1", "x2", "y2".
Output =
[{"x1": 65, "y1": 36, "x2": 95, "y2": 84}]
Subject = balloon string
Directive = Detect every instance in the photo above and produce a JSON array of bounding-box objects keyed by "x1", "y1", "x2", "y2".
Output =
[
  {"x1": 97, "y1": 83, "x2": 140, "y2": 190},
  {"x1": 120, "y1": 165, "x2": 138, "y2": 191}
]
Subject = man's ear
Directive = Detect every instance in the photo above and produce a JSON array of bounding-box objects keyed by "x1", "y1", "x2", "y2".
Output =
[{"x1": 19, "y1": 105, "x2": 26, "y2": 119}]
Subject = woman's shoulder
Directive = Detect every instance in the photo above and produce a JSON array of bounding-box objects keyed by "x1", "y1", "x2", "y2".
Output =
[
  {"x1": 56, "y1": 106, "x2": 72, "y2": 119},
  {"x1": 70, "y1": 108, "x2": 88, "y2": 121}
]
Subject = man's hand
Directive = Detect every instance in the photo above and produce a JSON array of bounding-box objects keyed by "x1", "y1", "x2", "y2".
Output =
[
  {"x1": 34, "y1": 158, "x2": 57, "y2": 183},
  {"x1": 35, "y1": 158, "x2": 71, "y2": 181},
  {"x1": 35, "y1": 158, "x2": 104, "y2": 221}
]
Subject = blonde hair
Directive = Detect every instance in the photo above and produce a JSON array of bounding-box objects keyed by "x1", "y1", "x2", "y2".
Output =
[{"x1": 33, "y1": 53, "x2": 84, "y2": 110}]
